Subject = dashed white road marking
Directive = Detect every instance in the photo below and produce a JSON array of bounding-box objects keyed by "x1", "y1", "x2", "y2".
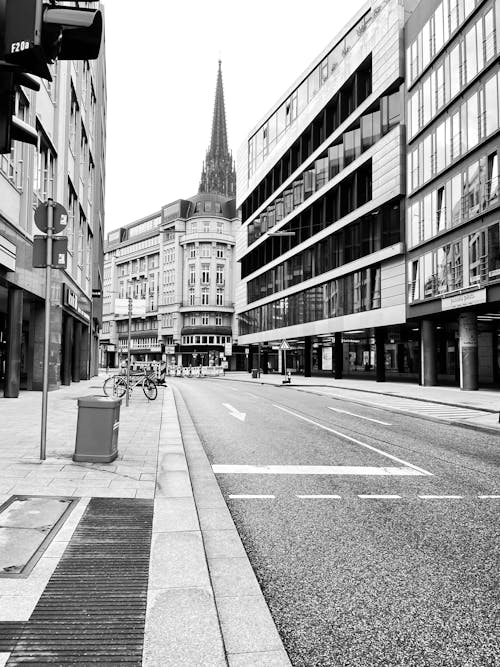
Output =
[
  {"x1": 418, "y1": 495, "x2": 463, "y2": 499},
  {"x1": 327, "y1": 406, "x2": 392, "y2": 425},
  {"x1": 478, "y1": 495, "x2": 500, "y2": 499},
  {"x1": 297, "y1": 494, "x2": 342, "y2": 499},
  {"x1": 222, "y1": 402, "x2": 246, "y2": 422},
  {"x1": 246, "y1": 393, "x2": 259, "y2": 398},
  {"x1": 272, "y1": 404, "x2": 432, "y2": 476},
  {"x1": 228, "y1": 494, "x2": 275, "y2": 499},
  {"x1": 358, "y1": 494, "x2": 402, "y2": 499},
  {"x1": 213, "y1": 464, "x2": 424, "y2": 476}
]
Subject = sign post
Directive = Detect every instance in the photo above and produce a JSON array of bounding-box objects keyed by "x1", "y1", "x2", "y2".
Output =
[
  {"x1": 35, "y1": 198, "x2": 68, "y2": 460},
  {"x1": 126, "y1": 296, "x2": 132, "y2": 407},
  {"x1": 279, "y1": 339, "x2": 291, "y2": 382}
]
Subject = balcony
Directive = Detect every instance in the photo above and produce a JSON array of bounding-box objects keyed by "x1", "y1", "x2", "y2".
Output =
[{"x1": 180, "y1": 299, "x2": 234, "y2": 312}]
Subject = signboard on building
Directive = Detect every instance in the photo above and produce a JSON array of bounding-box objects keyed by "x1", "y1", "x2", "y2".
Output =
[
  {"x1": 224, "y1": 342, "x2": 233, "y2": 356},
  {"x1": 164, "y1": 345, "x2": 176, "y2": 355},
  {"x1": 441, "y1": 289, "x2": 486, "y2": 311},
  {"x1": 114, "y1": 298, "x2": 146, "y2": 316},
  {"x1": 322, "y1": 346, "x2": 333, "y2": 371},
  {"x1": 62, "y1": 284, "x2": 90, "y2": 323}
]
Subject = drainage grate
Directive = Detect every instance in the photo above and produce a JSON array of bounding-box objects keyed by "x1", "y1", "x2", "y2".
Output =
[{"x1": 6, "y1": 497, "x2": 153, "y2": 665}]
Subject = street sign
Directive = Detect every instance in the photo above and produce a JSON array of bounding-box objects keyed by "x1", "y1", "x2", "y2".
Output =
[
  {"x1": 33, "y1": 235, "x2": 67, "y2": 268},
  {"x1": 92, "y1": 289, "x2": 102, "y2": 298},
  {"x1": 114, "y1": 298, "x2": 146, "y2": 316},
  {"x1": 279, "y1": 339, "x2": 291, "y2": 350},
  {"x1": 34, "y1": 201, "x2": 68, "y2": 234}
]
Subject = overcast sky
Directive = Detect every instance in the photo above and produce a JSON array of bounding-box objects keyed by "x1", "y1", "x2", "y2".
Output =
[{"x1": 102, "y1": 1, "x2": 367, "y2": 233}]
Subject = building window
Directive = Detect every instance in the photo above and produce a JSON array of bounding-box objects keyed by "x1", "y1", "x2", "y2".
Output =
[
  {"x1": 190, "y1": 315, "x2": 196, "y2": 325},
  {"x1": 201, "y1": 264, "x2": 210, "y2": 283},
  {"x1": 216, "y1": 265, "x2": 224, "y2": 284},
  {"x1": 201, "y1": 289, "x2": 209, "y2": 305},
  {"x1": 216, "y1": 289, "x2": 223, "y2": 306},
  {"x1": 216, "y1": 245, "x2": 225, "y2": 258},
  {"x1": 203, "y1": 220, "x2": 210, "y2": 233},
  {"x1": 202, "y1": 313, "x2": 209, "y2": 325},
  {"x1": 216, "y1": 221, "x2": 223, "y2": 234},
  {"x1": 189, "y1": 246, "x2": 196, "y2": 258},
  {"x1": 216, "y1": 315, "x2": 222, "y2": 326},
  {"x1": 201, "y1": 244, "x2": 211, "y2": 258},
  {"x1": 189, "y1": 264, "x2": 196, "y2": 285},
  {"x1": 189, "y1": 289, "x2": 195, "y2": 305},
  {"x1": 191, "y1": 221, "x2": 197, "y2": 233}
]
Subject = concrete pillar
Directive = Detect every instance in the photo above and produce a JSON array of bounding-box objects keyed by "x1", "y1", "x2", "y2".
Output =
[
  {"x1": 459, "y1": 312, "x2": 478, "y2": 391},
  {"x1": 80, "y1": 325, "x2": 90, "y2": 380},
  {"x1": 61, "y1": 316, "x2": 73, "y2": 385},
  {"x1": 420, "y1": 319, "x2": 437, "y2": 386},
  {"x1": 72, "y1": 321, "x2": 81, "y2": 382},
  {"x1": 4, "y1": 287, "x2": 23, "y2": 397},
  {"x1": 375, "y1": 327, "x2": 386, "y2": 383},
  {"x1": 304, "y1": 336, "x2": 312, "y2": 377},
  {"x1": 334, "y1": 332, "x2": 343, "y2": 379},
  {"x1": 262, "y1": 349, "x2": 268, "y2": 374}
]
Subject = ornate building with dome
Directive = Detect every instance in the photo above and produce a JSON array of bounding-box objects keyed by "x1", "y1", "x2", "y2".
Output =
[{"x1": 99, "y1": 63, "x2": 245, "y2": 371}]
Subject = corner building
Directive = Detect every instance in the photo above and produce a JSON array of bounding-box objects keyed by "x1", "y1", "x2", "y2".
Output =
[
  {"x1": 236, "y1": 0, "x2": 410, "y2": 380},
  {"x1": 406, "y1": 0, "x2": 500, "y2": 389}
]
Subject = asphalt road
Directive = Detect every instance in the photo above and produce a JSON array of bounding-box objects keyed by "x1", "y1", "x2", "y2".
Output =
[{"x1": 171, "y1": 376, "x2": 500, "y2": 667}]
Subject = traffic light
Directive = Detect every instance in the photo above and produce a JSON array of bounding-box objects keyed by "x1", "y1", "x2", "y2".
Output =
[{"x1": 0, "y1": 0, "x2": 103, "y2": 153}]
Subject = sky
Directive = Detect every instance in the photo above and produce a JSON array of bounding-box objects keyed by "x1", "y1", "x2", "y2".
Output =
[{"x1": 102, "y1": 0, "x2": 367, "y2": 233}]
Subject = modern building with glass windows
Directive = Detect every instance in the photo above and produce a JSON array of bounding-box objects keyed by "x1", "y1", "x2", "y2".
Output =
[
  {"x1": 406, "y1": 0, "x2": 500, "y2": 389},
  {"x1": 236, "y1": 0, "x2": 411, "y2": 380},
  {"x1": 0, "y1": 13, "x2": 107, "y2": 397}
]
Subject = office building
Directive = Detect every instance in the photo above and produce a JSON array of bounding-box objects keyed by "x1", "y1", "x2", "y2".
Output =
[
  {"x1": 406, "y1": 0, "x2": 500, "y2": 389},
  {"x1": 236, "y1": 0, "x2": 409, "y2": 380},
  {"x1": 0, "y1": 15, "x2": 107, "y2": 397}
]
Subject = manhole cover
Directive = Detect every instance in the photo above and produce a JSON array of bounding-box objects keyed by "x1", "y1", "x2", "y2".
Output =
[{"x1": 0, "y1": 495, "x2": 78, "y2": 577}]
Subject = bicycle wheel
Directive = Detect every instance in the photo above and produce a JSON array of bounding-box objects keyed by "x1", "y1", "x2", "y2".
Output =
[
  {"x1": 142, "y1": 377, "x2": 157, "y2": 400},
  {"x1": 103, "y1": 375, "x2": 127, "y2": 398}
]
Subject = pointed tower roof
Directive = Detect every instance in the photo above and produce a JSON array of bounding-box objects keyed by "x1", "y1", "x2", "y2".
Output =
[{"x1": 199, "y1": 61, "x2": 236, "y2": 198}]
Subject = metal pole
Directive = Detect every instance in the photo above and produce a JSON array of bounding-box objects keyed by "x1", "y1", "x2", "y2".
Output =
[
  {"x1": 126, "y1": 295, "x2": 132, "y2": 407},
  {"x1": 40, "y1": 199, "x2": 54, "y2": 460}
]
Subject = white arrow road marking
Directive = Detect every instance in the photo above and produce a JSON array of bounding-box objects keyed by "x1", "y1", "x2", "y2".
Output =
[
  {"x1": 222, "y1": 403, "x2": 246, "y2": 422},
  {"x1": 327, "y1": 406, "x2": 392, "y2": 425},
  {"x1": 272, "y1": 404, "x2": 433, "y2": 476}
]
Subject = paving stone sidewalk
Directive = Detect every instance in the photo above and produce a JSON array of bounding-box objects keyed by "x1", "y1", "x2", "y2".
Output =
[{"x1": 0, "y1": 376, "x2": 290, "y2": 666}]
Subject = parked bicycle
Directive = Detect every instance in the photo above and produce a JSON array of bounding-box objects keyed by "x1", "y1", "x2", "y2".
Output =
[{"x1": 103, "y1": 370, "x2": 158, "y2": 401}]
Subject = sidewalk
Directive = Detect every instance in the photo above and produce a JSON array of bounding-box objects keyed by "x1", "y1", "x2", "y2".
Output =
[
  {"x1": 219, "y1": 371, "x2": 500, "y2": 433},
  {"x1": 0, "y1": 376, "x2": 290, "y2": 666}
]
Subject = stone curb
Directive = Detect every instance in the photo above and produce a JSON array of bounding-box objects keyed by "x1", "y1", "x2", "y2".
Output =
[{"x1": 172, "y1": 386, "x2": 292, "y2": 667}]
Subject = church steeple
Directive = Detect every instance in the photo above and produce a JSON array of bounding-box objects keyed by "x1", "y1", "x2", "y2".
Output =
[{"x1": 199, "y1": 61, "x2": 236, "y2": 198}]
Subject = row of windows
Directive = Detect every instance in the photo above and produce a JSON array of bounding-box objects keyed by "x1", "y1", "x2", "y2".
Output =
[
  {"x1": 188, "y1": 244, "x2": 226, "y2": 259},
  {"x1": 408, "y1": 151, "x2": 498, "y2": 247},
  {"x1": 407, "y1": 3, "x2": 497, "y2": 139},
  {"x1": 239, "y1": 266, "x2": 381, "y2": 335},
  {"x1": 247, "y1": 93, "x2": 400, "y2": 246},
  {"x1": 242, "y1": 58, "x2": 373, "y2": 222},
  {"x1": 116, "y1": 318, "x2": 158, "y2": 333},
  {"x1": 185, "y1": 314, "x2": 226, "y2": 326},
  {"x1": 242, "y1": 162, "x2": 373, "y2": 278},
  {"x1": 118, "y1": 337, "x2": 157, "y2": 350},
  {"x1": 186, "y1": 289, "x2": 226, "y2": 306},
  {"x1": 117, "y1": 253, "x2": 159, "y2": 276},
  {"x1": 407, "y1": 0, "x2": 483, "y2": 86},
  {"x1": 247, "y1": 201, "x2": 401, "y2": 303},
  {"x1": 181, "y1": 335, "x2": 232, "y2": 345},
  {"x1": 115, "y1": 237, "x2": 158, "y2": 257},
  {"x1": 247, "y1": 9, "x2": 374, "y2": 177},
  {"x1": 188, "y1": 265, "x2": 225, "y2": 285},
  {"x1": 188, "y1": 220, "x2": 226, "y2": 234},
  {"x1": 128, "y1": 217, "x2": 161, "y2": 238},
  {"x1": 408, "y1": 220, "x2": 500, "y2": 302},
  {"x1": 408, "y1": 69, "x2": 500, "y2": 193}
]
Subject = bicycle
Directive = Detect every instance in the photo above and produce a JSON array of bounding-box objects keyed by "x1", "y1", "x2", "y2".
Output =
[{"x1": 103, "y1": 370, "x2": 158, "y2": 400}]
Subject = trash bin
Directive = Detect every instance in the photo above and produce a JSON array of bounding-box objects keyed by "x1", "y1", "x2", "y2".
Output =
[
  {"x1": 251, "y1": 368, "x2": 258, "y2": 378},
  {"x1": 73, "y1": 396, "x2": 121, "y2": 463}
]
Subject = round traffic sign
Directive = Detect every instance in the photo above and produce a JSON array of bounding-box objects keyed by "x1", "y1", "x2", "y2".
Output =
[{"x1": 34, "y1": 201, "x2": 69, "y2": 235}]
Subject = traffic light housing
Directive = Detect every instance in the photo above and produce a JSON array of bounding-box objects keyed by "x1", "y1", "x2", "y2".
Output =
[{"x1": 0, "y1": 0, "x2": 102, "y2": 153}]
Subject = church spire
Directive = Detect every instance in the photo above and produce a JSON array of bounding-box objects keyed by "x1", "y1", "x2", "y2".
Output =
[{"x1": 198, "y1": 60, "x2": 236, "y2": 198}]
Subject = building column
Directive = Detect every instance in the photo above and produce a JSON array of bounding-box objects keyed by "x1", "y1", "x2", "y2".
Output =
[
  {"x1": 61, "y1": 316, "x2": 73, "y2": 386},
  {"x1": 375, "y1": 327, "x2": 386, "y2": 383},
  {"x1": 334, "y1": 332, "x2": 343, "y2": 379},
  {"x1": 420, "y1": 319, "x2": 437, "y2": 386},
  {"x1": 72, "y1": 321, "x2": 81, "y2": 382},
  {"x1": 459, "y1": 312, "x2": 478, "y2": 391},
  {"x1": 4, "y1": 287, "x2": 23, "y2": 397},
  {"x1": 80, "y1": 325, "x2": 90, "y2": 380},
  {"x1": 304, "y1": 336, "x2": 312, "y2": 377},
  {"x1": 262, "y1": 349, "x2": 268, "y2": 374}
]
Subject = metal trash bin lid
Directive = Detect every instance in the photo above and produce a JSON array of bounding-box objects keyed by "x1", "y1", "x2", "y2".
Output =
[{"x1": 77, "y1": 395, "x2": 122, "y2": 408}]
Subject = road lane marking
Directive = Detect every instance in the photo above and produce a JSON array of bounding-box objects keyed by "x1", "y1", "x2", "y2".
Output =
[
  {"x1": 246, "y1": 393, "x2": 259, "y2": 398},
  {"x1": 297, "y1": 494, "x2": 341, "y2": 499},
  {"x1": 327, "y1": 406, "x2": 392, "y2": 425},
  {"x1": 418, "y1": 495, "x2": 463, "y2": 499},
  {"x1": 213, "y1": 464, "x2": 424, "y2": 476},
  {"x1": 478, "y1": 495, "x2": 500, "y2": 498},
  {"x1": 228, "y1": 494, "x2": 275, "y2": 499},
  {"x1": 272, "y1": 404, "x2": 432, "y2": 476},
  {"x1": 222, "y1": 402, "x2": 246, "y2": 422},
  {"x1": 358, "y1": 494, "x2": 402, "y2": 499}
]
